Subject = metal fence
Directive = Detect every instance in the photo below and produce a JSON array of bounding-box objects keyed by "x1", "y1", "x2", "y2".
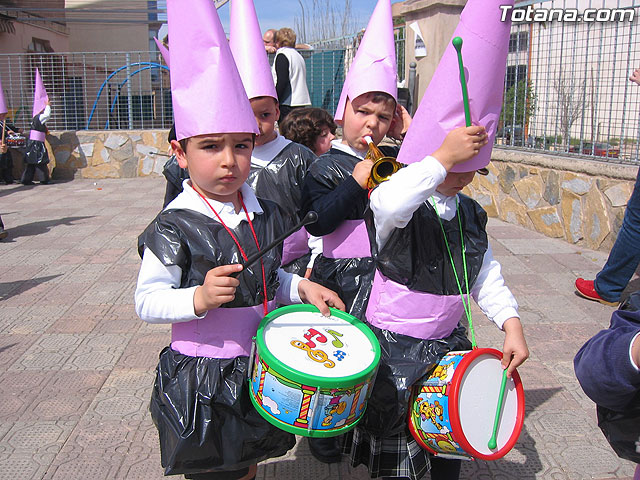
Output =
[
  {"x1": 3, "y1": 7, "x2": 640, "y2": 164},
  {"x1": 0, "y1": 28, "x2": 405, "y2": 134},
  {"x1": 499, "y1": 0, "x2": 640, "y2": 164}
]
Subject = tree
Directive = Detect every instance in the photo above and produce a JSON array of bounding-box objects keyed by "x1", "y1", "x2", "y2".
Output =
[
  {"x1": 553, "y1": 68, "x2": 587, "y2": 150},
  {"x1": 294, "y1": 0, "x2": 357, "y2": 44},
  {"x1": 501, "y1": 79, "x2": 538, "y2": 129}
]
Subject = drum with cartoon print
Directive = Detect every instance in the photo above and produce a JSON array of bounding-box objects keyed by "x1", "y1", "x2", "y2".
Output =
[
  {"x1": 408, "y1": 348, "x2": 525, "y2": 460},
  {"x1": 249, "y1": 304, "x2": 381, "y2": 438},
  {"x1": 6, "y1": 133, "x2": 26, "y2": 148}
]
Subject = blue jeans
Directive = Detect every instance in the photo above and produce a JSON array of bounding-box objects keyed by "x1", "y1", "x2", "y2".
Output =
[{"x1": 595, "y1": 168, "x2": 640, "y2": 302}]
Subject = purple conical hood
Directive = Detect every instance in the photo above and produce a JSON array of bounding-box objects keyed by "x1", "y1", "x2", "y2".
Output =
[
  {"x1": 397, "y1": 0, "x2": 513, "y2": 171},
  {"x1": 0, "y1": 75, "x2": 7, "y2": 118},
  {"x1": 334, "y1": 0, "x2": 397, "y2": 122},
  {"x1": 154, "y1": 37, "x2": 170, "y2": 69},
  {"x1": 229, "y1": 0, "x2": 277, "y2": 100},
  {"x1": 167, "y1": 0, "x2": 258, "y2": 141},
  {"x1": 32, "y1": 68, "x2": 49, "y2": 117}
]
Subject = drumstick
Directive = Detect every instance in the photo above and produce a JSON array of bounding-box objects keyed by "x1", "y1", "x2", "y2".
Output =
[
  {"x1": 488, "y1": 368, "x2": 508, "y2": 450},
  {"x1": 1, "y1": 119, "x2": 6, "y2": 147},
  {"x1": 233, "y1": 210, "x2": 318, "y2": 275},
  {"x1": 452, "y1": 37, "x2": 472, "y2": 128}
]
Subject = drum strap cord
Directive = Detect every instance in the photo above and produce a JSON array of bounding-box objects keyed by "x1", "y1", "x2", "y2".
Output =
[
  {"x1": 197, "y1": 190, "x2": 269, "y2": 316},
  {"x1": 430, "y1": 196, "x2": 477, "y2": 348}
]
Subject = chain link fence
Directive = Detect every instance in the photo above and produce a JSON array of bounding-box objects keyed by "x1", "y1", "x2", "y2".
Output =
[
  {"x1": 2, "y1": 11, "x2": 640, "y2": 164},
  {"x1": 499, "y1": 0, "x2": 640, "y2": 164}
]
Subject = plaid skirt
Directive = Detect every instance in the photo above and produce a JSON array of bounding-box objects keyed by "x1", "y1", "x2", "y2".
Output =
[{"x1": 343, "y1": 426, "x2": 430, "y2": 480}]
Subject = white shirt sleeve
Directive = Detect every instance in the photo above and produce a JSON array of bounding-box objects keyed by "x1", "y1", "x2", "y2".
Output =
[
  {"x1": 276, "y1": 268, "x2": 303, "y2": 304},
  {"x1": 307, "y1": 235, "x2": 323, "y2": 269},
  {"x1": 471, "y1": 244, "x2": 519, "y2": 329},
  {"x1": 370, "y1": 156, "x2": 447, "y2": 250},
  {"x1": 135, "y1": 248, "x2": 204, "y2": 324},
  {"x1": 39, "y1": 105, "x2": 51, "y2": 124}
]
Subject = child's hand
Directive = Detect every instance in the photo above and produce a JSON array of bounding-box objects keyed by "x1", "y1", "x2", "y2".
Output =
[
  {"x1": 352, "y1": 158, "x2": 375, "y2": 189},
  {"x1": 298, "y1": 279, "x2": 345, "y2": 316},
  {"x1": 630, "y1": 68, "x2": 640, "y2": 86},
  {"x1": 0, "y1": 144, "x2": 6, "y2": 154},
  {"x1": 193, "y1": 264, "x2": 243, "y2": 315},
  {"x1": 501, "y1": 317, "x2": 529, "y2": 378},
  {"x1": 432, "y1": 125, "x2": 488, "y2": 171},
  {"x1": 387, "y1": 104, "x2": 412, "y2": 141}
]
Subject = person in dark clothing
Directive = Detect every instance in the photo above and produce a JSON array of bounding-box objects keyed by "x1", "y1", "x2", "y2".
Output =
[
  {"x1": 22, "y1": 101, "x2": 51, "y2": 185},
  {"x1": 161, "y1": 124, "x2": 190, "y2": 208},
  {"x1": 574, "y1": 293, "x2": 640, "y2": 478},
  {"x1": 1, "y1": 119, "x2": 23, "y2": 184}
]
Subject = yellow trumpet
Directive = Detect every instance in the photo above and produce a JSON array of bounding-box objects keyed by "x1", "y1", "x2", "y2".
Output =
[{"x1": 364, "y1": 136, "x2": 405, "y2": 189}]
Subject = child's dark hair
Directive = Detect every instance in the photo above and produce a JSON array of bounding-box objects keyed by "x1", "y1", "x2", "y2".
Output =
[
  {"x1": 362, "y1": 91, "x2": 396, "y2": 109},
  {"x1": 279, "y1": 107, "x2": 337, "y2": 151}
]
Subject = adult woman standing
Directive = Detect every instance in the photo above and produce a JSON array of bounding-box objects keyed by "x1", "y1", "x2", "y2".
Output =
[{"x1": 272, "y1": 28, "x2": 311, "y2": 121}]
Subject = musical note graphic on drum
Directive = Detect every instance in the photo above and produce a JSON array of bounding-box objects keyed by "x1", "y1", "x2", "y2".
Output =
[
  {"x1": 249, "y1": 305, "x2": 381, "y2": 438},
  {"x1": 290, "y1": 340, "x2": 336, "y2": 368}
]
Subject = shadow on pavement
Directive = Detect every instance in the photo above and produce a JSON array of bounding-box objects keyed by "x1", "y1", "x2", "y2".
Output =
[
  {"x1": 0, "y1": 274, "x2": 62, "y2": 302},
  {"x1": 2, "y1": 216, "x2": 94, "y2": 241}
]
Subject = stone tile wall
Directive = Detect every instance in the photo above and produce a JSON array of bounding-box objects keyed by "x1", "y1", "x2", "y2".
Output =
[
  {"x1": 14, "y1": 131, "x2": 637, "y2": 252},
  {"x1": 465, "y1": 148, "x2": 638, "y2": 252}
]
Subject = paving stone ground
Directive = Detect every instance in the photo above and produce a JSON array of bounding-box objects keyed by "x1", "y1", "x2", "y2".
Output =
[{"x1": 0, "y1": 177, "x2": 637, "y2": 480}]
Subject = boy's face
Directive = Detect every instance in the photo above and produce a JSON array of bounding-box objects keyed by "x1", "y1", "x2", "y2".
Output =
[
  {"x1": 313, "y1": 127, "x2": 336, "y2": 156},
  {"x1": 341, "y1": 93, "x2": 395, "y2": 152},
  {"x1": 251, "y1": 96, "x2": 279, "y2": 146},
  {"x1": 436, "y1": 171, "x2": 476, "y2": 197},
  {"x1": 172, "y1": 133, "x2": 253, "y2": 203}
]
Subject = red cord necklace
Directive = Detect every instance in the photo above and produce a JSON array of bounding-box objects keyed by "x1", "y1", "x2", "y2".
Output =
[{"x1": 196, "y1": 189, "x2": 269, "y2": 316}]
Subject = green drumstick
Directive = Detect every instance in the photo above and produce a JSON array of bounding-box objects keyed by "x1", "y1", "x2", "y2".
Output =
[
  {"x1": 452, "y1": 36, "x2": 471, "y2": 127},
  {"x1": 488, "y1": 368, "x2": 508, "y2": 450}
]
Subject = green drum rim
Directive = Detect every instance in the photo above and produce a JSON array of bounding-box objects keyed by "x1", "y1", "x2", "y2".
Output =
[
  {"x1": 249, "y1": 390, "x2": 365, "y2": 438},
  {"x1": 253, "y1": 304, "x2": 381, "y2": 389}
]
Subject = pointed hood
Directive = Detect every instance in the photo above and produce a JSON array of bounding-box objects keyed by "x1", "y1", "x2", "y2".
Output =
[
  {"x1": 0, "y1": 76, "x2": 7, "y2": 119},
  {"x1": 154, "y1": 37, "x2": 170, "y2": 68},
  {"x1": 167, "y1": 0, "x2": 258, "y2": 141},
  {"x1": 32, "y1": 68, "x2": 49, "y2": 117},
  {"x1": 229, "y1": 0, "x2": 277, "y2": 100},
  {"x1": 334, "y1": 0, "x2": 397, "y2": 122},
  {"x1": 397, "y1": 0, "x2": 513, "y2": 171}
]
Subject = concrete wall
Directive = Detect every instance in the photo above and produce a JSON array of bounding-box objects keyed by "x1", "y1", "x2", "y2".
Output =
[{"x1": 9, "y1": 129, "x2": 636, "y2": 253}]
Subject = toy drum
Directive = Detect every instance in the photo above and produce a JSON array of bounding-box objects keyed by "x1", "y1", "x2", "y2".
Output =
[
  {"x1": 408, "y1": 348, "x2": 525, "y2": 461},
  {"x1": 249, "y1": 304, "x2": 380, "y2": 438},
  {"x1": 6, "y1": 133, "x2": 26, "y2": 148}
]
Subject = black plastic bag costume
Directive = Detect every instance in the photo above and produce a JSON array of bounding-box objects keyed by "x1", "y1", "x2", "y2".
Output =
[
  {"x1": 247, "y1": 141, "x2": 316, "y2": 276},
  {"x1": 301, "y1": 145, "x2": 398, "y2": 320},
  {"x1": 24, "y1": 115, "x2": 49, "y2": 166},
  {"x1": 138, "y1": 200, "x2": 296, "y2": 475},
  {"x1": 358, "y1": 195, "x2": 488, "y2": 436}
]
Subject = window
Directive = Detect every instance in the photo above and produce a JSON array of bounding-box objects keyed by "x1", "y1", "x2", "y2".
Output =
[
  {"x1": 27, "y1": 37, "x2": 53, "y2": 53},
  {"x1": 508, "y1": 32, "x2": 529, "y2": 53},
  {"x1": 506, "y1": 65, "x2": 527, "y2": 90}
]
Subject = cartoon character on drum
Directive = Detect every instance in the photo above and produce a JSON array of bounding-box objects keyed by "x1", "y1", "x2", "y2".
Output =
[{"x1": 249, "y1": 305, "x2": 380, "y2": 437}]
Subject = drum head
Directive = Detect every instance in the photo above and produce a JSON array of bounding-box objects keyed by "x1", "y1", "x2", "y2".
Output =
[
  {"x1": 449, "y1": 348, "x2": 525, "y2": 460},
  {"x1": 256, "y1": 305, "x2": 380, "y2": 388}
]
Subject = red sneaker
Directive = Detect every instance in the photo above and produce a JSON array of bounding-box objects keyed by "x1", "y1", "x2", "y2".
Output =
[{"x1": 575, "y1": 278, "x2": 618, "y2": 306}]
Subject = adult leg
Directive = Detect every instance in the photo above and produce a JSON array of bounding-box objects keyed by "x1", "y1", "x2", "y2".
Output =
[{"x1": 594, "y1": 170, "x2": 640, "y2": 302}]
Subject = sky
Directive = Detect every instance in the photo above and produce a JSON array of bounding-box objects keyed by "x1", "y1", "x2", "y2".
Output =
[{"x1": 159, "y1": 0, "x2": 401, "y2": 42}]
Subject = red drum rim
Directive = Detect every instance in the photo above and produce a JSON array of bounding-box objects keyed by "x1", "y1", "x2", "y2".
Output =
[{"x1": 448, "y1": 347, "x2": 525, "y2": 460}]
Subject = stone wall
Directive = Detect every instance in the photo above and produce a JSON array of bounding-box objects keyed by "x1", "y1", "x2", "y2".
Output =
[
  {"x1": 44, "y1": 129, "x2": 171, "y2": 180},
  {"x1": 10, "y1": 130, "x2": 636, "y2": 253},
  {"x1": 464, "y1": 148, "x2": 638, "y2": 252}
]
